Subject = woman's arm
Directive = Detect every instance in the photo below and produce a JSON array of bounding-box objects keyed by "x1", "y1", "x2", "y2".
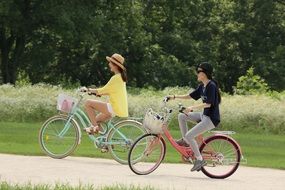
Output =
[
  {"x1": 80, "y1": 86, "x2": 108, "y2": 96},
  {"x1": 185, "y1": 103, "x2": 211, "y2": 112},
  {"x1": 87, "y1": 88, "x2": 109, "y2": 96},
  {"x1": 91, "y1": 76, "x2": 117, "y2": 96},
  {"x1": 168, "y1": 94, "x2": 192, "y2": 100}
]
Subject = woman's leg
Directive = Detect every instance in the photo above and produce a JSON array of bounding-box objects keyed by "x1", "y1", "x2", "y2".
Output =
[
  {"x1": 184, "y1": 115, "x2": 215, "y2": 171},
  {"x1": 96, "y1": 113, "x2": 112, "y2": 124},
  {"x1": 178, "y1": 112, "x2": 202, "y2": 138},
  {"x1": 184, "y1": 115, "x2": 215, "y2": 160},
  {"x1": 85, "y1": 100, "x2": 112, "y2": 127}
]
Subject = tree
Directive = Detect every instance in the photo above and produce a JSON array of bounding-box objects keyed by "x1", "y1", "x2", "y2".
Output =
[
  {"x1": 0, "y1": 0, "x2": 102, "y2": 85},
  {"x1": 1, "y1": 0, "x2": 284, "y2": 92}
]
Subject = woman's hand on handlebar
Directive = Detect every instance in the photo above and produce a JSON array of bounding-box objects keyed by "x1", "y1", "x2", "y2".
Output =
[
  {"x1": 80, "y1": 86, "x2": 88, "y2": 92},
  {"x1": 165, "y1": 95, "x2": 175, "y2": 101},
  {"x1": 184, "y1": 106, "x2": 194, "y2": 113},
  {"x1": 179, "y1": 104, "x2": 194, "y2": 114},
  {"x1": 79, "y1": 87, "x2": 101, "y2": 97},
  {"x1": 88, "y1": 89, "x2": 101, "y2": 97}
]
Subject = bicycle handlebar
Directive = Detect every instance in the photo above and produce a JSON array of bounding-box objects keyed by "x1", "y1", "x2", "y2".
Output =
[
  {"x1": 163, "y1": 96, "x2": 170, "y2": 103},
  {"x1": 87, "y1": 91, "x2": 101, "y2": 97},
  {"x1": 162, "y1": 97, "x2": 190, "y2": 115},
  {"x1": 178, "y1": 103, "x2": 187, "y2": 113},
  {"x1": 78, "y1": 87, "x2": 101, "y2": 97}
]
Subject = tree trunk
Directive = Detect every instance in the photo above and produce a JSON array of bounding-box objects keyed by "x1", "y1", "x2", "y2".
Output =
[
  {"x1": 9, "y1": 35, "x2": 25, "y2": 84},
  {"x1": 0, "y1": 27, "x2": 15, "y2": 84},
  {"x1": 1, "y1": 47, "x2": 10, "y2": 84},
  {"x1": 0, "y1": 25, "x2": 25, "y2": 84}
]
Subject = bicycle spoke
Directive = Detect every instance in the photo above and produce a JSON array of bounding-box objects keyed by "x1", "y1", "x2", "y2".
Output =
[
  {"x1": 39, "y1": 115, "x2": 79, "y2": 159},
  {"x1": 128, "y1": 134, "x2": 166, "y2": 175},
  {"x1": 201, "y1": 136, "x2": 241, "y2": 179},
  {"x1": 107, "y1": 121, "x2": 146, "y2": 164}
]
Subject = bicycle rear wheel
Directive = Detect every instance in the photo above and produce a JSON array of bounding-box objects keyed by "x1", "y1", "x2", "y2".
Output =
[
  {"x1": 128, "y1": 134, "x2": 166, "y2": 175},
  {"x1": 200, "y1": 135, "x2": 241, "y2": 179},
  {"x1": 107, "y1": 120, "x2": 146, "y2": 164},
  {"x1": 39, "y1": 115, "x2": 80, "y2": 159}
]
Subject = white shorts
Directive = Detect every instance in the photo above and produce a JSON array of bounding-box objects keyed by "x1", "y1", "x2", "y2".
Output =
[{"x1": 107, "y1": 103, "x2": 116, "y2": 117}]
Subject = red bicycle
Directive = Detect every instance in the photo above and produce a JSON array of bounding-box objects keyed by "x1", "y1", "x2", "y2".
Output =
[{"x1": 128, "y1": 97, "x2": 246, "y2": 179}]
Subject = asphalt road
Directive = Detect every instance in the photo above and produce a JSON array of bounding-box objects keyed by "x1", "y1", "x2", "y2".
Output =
[{"x1": 0, "y1": 154, "x2": 284, "y2": 190}]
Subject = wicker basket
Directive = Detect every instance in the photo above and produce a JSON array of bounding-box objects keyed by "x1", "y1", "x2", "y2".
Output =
[
  {"x1": 56, "y1": 94, "x2": 78, "y2": 113},
  {"x1": 143, "y1": 108, "x2": 165, "y2": 134}
]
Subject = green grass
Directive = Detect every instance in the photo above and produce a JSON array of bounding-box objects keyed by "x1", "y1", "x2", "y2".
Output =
[
  {"x1": 0, "y1": 121, "x2": 284, "y2": 170},
  {"x1": 0, "y1": 182, "x2": 156, "y2": 190}
]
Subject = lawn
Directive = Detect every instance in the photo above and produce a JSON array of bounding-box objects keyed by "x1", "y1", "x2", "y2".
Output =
[
  {"x1": 0, "y1": 122, "x2": 284, "y2": 169},
  {"x1": 0, "y1": 182, "x2": 156, "y2": 190}
]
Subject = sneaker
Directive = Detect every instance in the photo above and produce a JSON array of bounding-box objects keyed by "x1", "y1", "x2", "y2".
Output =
[
  {"x1": 175, "y1": 138, "x2": 189, "y2": 147},
  {"x1": 191, "y1": 160, "x2": 207, "y2": 172}
]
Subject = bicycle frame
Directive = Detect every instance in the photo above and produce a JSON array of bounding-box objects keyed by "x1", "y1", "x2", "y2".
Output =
[
  {"x1": 162, "y1": 126, "x2": 245, "y2": 163},
  {"x1": 162, "y1": 127, "x2": 194, "y2": 159},
  {"x1": 128, "y1": 99, "x2": 246, "y2": 178},
  {"x1": 58, "y1": 93, "x2": 132, "y2": 148},
  {"x1": 154, "y1": 100, "x2": 244, "y2": 163}
]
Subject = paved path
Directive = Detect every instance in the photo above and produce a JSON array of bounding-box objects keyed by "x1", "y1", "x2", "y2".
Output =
[{"x1": 0, "y1": 154, "x2": 284, "y2": 190}]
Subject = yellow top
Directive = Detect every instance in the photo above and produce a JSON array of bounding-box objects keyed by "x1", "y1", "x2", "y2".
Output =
[{"x1": 97, "y1": 74, "x2": 128, "y2": 117}]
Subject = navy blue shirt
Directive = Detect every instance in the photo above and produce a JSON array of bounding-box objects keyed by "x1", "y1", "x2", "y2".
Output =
[{"x1": 189, "y1": 81, "x2": 220, "y2": 126}]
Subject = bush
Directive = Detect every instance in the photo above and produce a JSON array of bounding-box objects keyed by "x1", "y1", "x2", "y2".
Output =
[
  {"x1": 234, "y1": 67, "x2": 269, "y2": 95},
  {"x1": 15, "y1": 70, "x2": 31, "y2": 87},
  {"x1": 0, "y1": 84, "x2": 284, "y2": 134}
]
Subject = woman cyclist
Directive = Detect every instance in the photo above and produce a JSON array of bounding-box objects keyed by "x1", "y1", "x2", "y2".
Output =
[
  {"x1": 167, "y1": 62, "x2": 221, "y2": 171},
  {"x1": 81, "y1": 53, "x2": 128, "y2": 134}
]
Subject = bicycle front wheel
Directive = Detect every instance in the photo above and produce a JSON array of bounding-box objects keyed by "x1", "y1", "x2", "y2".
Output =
[
  {"x1": 107, "y1": 120, "x2": 146, "y2": 164},
  {"x1": 128, "y1": 134, "x2": 166, "y2": 175},
  {"x1": 200, "y1": 135, "x2": 241, "y2": 179},
  {"x1": 39, "y1": 115, "x2": 80, "y2": 159}
]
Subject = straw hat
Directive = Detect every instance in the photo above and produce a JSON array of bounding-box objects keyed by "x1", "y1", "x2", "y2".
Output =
[{"x1": 106, "y1": 53, "x2": 125, "y2": 70}]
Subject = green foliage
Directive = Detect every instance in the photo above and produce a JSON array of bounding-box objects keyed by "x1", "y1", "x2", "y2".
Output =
[
  {"x1": 15, "y1": 70, "x2": 31, "y2": 87},
  {"x1": 234, "y1": 67, "x2": 269, "y2": 95},
  {"x1": 1, "y1": 0, "x2": 285, "y2": 92},
  {"x1": 59, "y1": 76, "x2": 81, "y2": 89},
  {"x1": 0, "y1": 85, "x2": 284, "y2": 134}
]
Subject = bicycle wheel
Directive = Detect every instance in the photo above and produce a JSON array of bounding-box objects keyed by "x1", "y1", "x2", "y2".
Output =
[
  {"x1": 128, "y1": 134, "x2": 166, "y2": 175},
  {"x1": 39, "y1": 115, "x2": 80, "y2": 159},
  {"x1": 107, "y1": 120, "x2": 146, "y2": 164},
  {"x1": 200, "y1": 135, "x2": 241, "y2": 179}
]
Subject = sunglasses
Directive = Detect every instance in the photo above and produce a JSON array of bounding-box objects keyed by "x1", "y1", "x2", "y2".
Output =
[{"x1": 196, "y1": 69, "x2": 204, "y2": 74}]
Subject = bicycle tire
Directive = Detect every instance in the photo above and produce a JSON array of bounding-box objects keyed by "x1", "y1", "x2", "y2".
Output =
[
  {"x1": 39, "y1": 115, "x2": 80, "y2": 159},
  {"x1": 200, "y1": 135, "x2": 241, "y2": 179},
  {"x1": 107, "y1": 120, "x2": 146, "y2": 164},
  {"x1": 128, "y1": 133, "x2": 166, "y2": 175}
]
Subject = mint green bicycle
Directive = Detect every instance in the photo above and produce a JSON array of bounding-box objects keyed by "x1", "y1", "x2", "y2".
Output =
[{"x1": 38, "y1": 90, "x2": 146, "y2": 164}]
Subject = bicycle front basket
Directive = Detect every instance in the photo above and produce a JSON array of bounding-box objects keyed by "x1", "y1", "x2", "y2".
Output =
[
  {"x1": 57, "y1": 94, "x2": 78, "y2": 113},
  {"x1": 143, "y1": 108, "x2": 165, "y2": 134}
]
